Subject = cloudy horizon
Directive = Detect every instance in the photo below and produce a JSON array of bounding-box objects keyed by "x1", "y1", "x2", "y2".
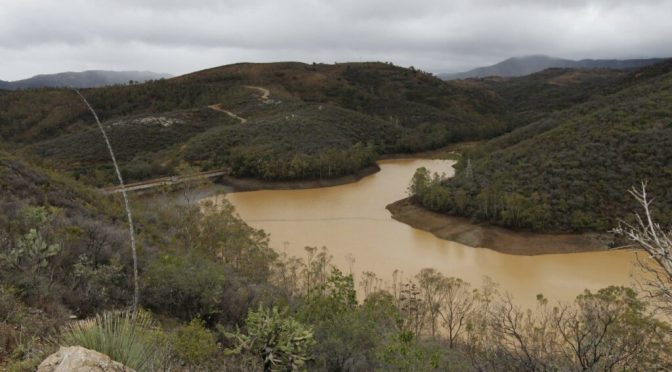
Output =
[{"x1": 1, "y1": 0, "x2": 671, "y2": 81}]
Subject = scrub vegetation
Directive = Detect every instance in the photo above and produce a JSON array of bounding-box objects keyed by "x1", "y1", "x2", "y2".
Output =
[
  {"x1": 1, "y1": 61, "x2": 629, "y2": 186},
  {"x1": 1, "y1": 150, "x2": 671, "y2": 370},
  {"x1": 2, "y1": 59, "x2": 672, "y2": 370},
  {"x1": 409, "y1": 60, "x2": 672, "y2": 232}
]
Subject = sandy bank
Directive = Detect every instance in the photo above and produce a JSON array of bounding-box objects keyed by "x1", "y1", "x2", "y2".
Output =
[
  {"x1": 218, "y1": 165, "x2": 380, "y2": 192},
  {"x1": 386, "y1": 198, "x2": 615, "y2": 255}
]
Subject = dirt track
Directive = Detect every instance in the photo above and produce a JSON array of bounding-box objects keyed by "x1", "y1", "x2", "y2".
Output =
[
  {"x1": 207, "y1": 104, "x2": 247, "y2": 123},
  {"x1": 207, "y1": 86, "x2": 271, "y2": 122},
  {"x1": 244, "y1": 85, "x2": 270, "y2": 100}
]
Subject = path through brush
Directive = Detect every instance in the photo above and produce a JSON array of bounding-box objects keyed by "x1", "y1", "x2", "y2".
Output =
[
  {"x1": 207, "y1": 85, "x2": 271, "y2": 123},
  {"x1": 207, "y1": 104, "x2": 248, "y2": 123}
]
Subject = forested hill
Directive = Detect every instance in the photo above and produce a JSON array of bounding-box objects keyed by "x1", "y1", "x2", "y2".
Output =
[
  {"x1": 463, "y1": 67, "x2": 630, "y2": 131},
  {"x1": 439, "y1": 55, "x2": 665, "y2": 79},
  {"x1": 0, "y1": 61, "x2": 651, "y2": 187},
  {"x1": 411, "y1": 59, "x2": 672, "y2": 232},
  {"x1": 0, "y1": 62, "x2": 505, "y2": 186},
  {"x1": 0, "y1": 70, "x2": 172, "y2": 90}
]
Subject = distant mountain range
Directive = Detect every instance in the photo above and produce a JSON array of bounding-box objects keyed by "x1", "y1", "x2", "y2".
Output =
[
  {"x1": 0, "y1": 70, "x2": 172, "y2": 90},
  {"x1": 438, "y1": 55, "x2": 667, "y2": 80}
]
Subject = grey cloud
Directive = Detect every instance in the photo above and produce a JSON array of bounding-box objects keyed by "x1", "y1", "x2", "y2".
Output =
[{"x1": 1, "y1": 0, "x2": 671, "y2": 80}]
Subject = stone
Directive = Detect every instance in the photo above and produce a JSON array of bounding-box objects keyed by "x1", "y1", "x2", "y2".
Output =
[{"x1": 37, "y1": 346, "x2": 135, "y2": 372}]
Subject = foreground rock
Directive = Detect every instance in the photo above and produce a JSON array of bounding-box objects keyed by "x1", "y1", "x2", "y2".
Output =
[
  {"x1": 387, "y1": 198, "x2": 614, "y2": 255},
  {"x1": 38, "y1": 346, "x2": 135, "y2": 372}
]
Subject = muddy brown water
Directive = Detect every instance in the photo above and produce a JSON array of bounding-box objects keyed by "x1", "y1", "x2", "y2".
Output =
[{"x1": 203, "y1": 159, "x2": 639, "y2": 308}]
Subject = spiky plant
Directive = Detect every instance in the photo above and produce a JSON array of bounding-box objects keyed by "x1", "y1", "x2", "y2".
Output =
[
  {"x1": 61, "y1": 310, "x2": 169, "y2": 371},
  {"x1": 224, "y1": 305, "x2": 315, "y2": 371}
]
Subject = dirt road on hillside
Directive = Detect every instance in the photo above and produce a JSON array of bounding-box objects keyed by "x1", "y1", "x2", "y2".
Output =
[
  {"x1": 207, "y1": 86, "x2": 271, "y2": 122},
  {"x1": 207, "y1": 104, "x2": 247, "y2": 123},
  {"x1": 244, "y1": 85, "x2": 270, "y2": 100}
]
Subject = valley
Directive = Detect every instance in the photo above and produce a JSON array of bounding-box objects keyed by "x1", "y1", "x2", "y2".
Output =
[
  {"x1": 4, "y1": 0, "x2": 672, "y2": 369},
  {"x1": 2, "y1": 58, "x2": 671, "y2": 370}
]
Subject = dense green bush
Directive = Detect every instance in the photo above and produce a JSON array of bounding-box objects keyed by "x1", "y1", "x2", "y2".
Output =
[
  {"x1": 141, "y1": 251, "x2": 282, "y2": 326},
  {"x1": 142, "y1": 254, "x2": 243, "y2": 323},
  {"x1": 170, "y1": 319, "x2": 218, "y2": 366}
]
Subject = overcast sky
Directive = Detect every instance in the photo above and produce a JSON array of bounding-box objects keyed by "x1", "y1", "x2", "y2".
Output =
[{"x1": 1, "y1": 0, "x2": 671, "y2": 80}]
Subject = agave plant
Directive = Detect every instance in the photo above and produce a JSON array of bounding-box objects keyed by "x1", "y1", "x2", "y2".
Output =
[{"x1": 61, "y1": 310, "x2": 169, "y2": 371}]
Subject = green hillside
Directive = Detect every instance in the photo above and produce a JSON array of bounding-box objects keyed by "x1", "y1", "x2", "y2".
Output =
[
  {"x1": 1, "y1": 61, "x2": 662, "y2": 187},
  {"x1": 181, "y1": 104, "x2": 392, "y2": 180},
  {"x1": 410, "y1": 60, "x2": 672, "y2": 232},
  {"x1": 28, "y1": 109, "x2": 240, "y2": 184},
  {"x1": 2, "y1": 61, "x2": 672, "y2": 369},
  {"x1": 0, "y1": 150, "x2": 135, "y2": 316},
  {"x1": 0, "y1": 62, "x2": 513, "y2": 185},
  {"x1": 470, "y1": 68, "x2": 628, "y2": 130}
]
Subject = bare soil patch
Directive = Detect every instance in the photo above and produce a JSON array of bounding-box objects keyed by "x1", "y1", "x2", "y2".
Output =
[{"x1": 386, "y1": 198, "x2": 614, "y2": 255}]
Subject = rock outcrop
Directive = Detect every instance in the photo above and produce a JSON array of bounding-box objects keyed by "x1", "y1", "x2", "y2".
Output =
[{"x1": 38, "y1": 346, "x2": 135, "y2": 372}]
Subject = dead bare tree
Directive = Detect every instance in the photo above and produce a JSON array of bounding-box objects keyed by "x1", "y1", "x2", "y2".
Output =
[
  {"x1": 438, "y1": 277, "x2": 475, "y2": 348},
  {"x1": 74, "y1": 90, "x2": 139, "y2": 313},
  {"x1": 613, "y1": 182, "x2": 672, "y2": 315}
]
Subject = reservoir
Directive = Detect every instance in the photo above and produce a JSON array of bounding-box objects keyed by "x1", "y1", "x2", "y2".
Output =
[{"x1": 205, "y1": 159, "x2": 639, "y2": 308}]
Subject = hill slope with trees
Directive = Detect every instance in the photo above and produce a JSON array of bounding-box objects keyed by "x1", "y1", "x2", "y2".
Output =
[
  {"x1": 2, "y1": 61, "x2": 672, "y2": 369},
  {"x1": 0, "y1": 62, "x2": 510, "y2": 185},
  {"x1": 439, "y1": 55, "x2": 665, "y2": 79},
  {"x1": 1, "y1": 61, "x2": 637, "y2": 186},
  {"x1": 0, "y1": 70, "x2": 172, "y2": 90},
  {"x1": 410, "y1": 60, "x2": 672, "y2": 232}
]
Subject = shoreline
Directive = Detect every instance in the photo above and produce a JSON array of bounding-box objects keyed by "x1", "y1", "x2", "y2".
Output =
[
  {"x1": 386, "y1": 198, "x2": 615, "y2": 256},
  {"x1": 121, "y1": 144, "x2": 470, "y2": 196},
  {"x1": 217, "y1": 164, "x2": 381, "y2": 192},
  {"x1": 379, "y1": 141, "x2": 480, "y2": 161},
  {"x1": 217, "y1": 144, "x2": 469, "y2": 193}
]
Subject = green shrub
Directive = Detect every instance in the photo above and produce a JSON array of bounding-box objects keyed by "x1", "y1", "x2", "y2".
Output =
[
  {"x1": 376, "y1": 331, "x2": 441, "y2": 372},
  {"x1": 60, "y1": 310, "x2": 169, "y2": 372},
  {"x1": 171, "y1": 319, "x2": 218, "y2": 365},
  {"x1": 0, "y1": 286, "x2": 60, "y2": 368},
  {"x1": 224, "y1": 306, "x2": 315, "y2": 371},
  {"x1": 5, "y1": 339, "x2": 55, "y2": 372},
  {"x1": 141, "y1": 254, "x2": 235, "y2": 322}
]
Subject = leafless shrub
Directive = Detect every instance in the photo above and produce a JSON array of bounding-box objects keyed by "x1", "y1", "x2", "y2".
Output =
[{"x1": 613, "y1": 182, "x2": 672, "y2": 316}]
